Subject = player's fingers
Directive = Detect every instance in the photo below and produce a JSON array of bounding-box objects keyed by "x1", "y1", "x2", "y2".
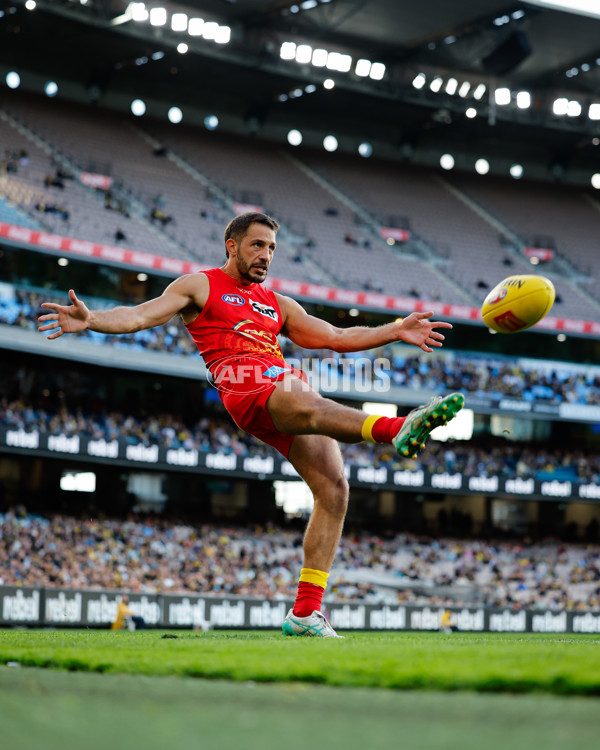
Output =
[
  {"x1": 45, "y1": 328, "x2": 64, "y2": 340},
  {"x1": 37, "y1": 313, "x2": 59, "y2": 322},
  {"x1": 40, "y1": 302, "x2": 61, "y2": 311},
  {"x1": 414, "y1": 311, "x2": 434, "y2": 319},
  {"x1": 431, "y1": 321, "x2": 453, "y2": 329},
  {"x1": 38, "y1": 322, "x2": 59, "y2": 332},
  {"x1": 69, "y1": 289, "x2": 79, "y2": 305},
  {"x1": 420, "y1": 343, "x2": 433, "y2": 353},
  {"x1": 430, "y1": 331, "x2": 445, "y2": 340}
]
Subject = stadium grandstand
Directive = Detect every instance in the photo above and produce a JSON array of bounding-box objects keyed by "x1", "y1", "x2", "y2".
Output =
[{"x1": 2, "y1": 0, "x2": 600, "y2": 643}]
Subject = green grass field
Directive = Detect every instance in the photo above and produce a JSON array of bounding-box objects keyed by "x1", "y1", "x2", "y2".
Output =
[{"x1": 1, "y1": 630, "x2": 600, "y2": 750}]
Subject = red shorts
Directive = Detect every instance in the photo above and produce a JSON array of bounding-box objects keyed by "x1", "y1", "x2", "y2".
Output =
[{"x1": 217, "y1": 363, "x2": 308, "y2": 459}]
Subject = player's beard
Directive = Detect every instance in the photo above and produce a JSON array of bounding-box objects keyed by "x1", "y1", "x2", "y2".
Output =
[{"x1": 235, "y1": 246, "x2": 268, "y2": 283}]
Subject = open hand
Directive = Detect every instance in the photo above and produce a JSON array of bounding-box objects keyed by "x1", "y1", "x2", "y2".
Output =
[
  {"x1": 399, "y1": 311, "x2": 452, "y2": 353},
  {"x1": 38, "y1": 289, "x2": 90, "y2": 340}
]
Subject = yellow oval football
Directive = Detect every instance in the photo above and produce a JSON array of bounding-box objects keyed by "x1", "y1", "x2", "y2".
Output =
[{"x1": 481, "y1": 275, "x2": 556, "y2": 333}]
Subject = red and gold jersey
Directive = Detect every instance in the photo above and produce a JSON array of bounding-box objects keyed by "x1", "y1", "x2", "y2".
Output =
[{"x1": 185, "y1": 267, "x2": 285, "y2": 372}]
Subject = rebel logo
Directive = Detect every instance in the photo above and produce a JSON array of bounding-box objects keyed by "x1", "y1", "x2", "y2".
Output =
[
  {"x1": 250, "y1": 300, "x2": 278, "y2": 320},
  {"x1": 222, "y1": 294, "x2": 245, "y2": 306}
]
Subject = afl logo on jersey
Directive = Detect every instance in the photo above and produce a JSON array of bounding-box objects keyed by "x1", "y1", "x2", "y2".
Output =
[{"x1": 222, "y1": 294, "x2": 245, "y2": 306}]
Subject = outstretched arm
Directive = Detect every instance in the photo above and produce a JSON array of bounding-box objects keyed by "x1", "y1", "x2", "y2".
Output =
[
  {"x1": 38, "y1": 273, "x2": 209, "y2": 340},
  {"x1": 277, "y1": 294, "x2": 452, "y2": 353}
]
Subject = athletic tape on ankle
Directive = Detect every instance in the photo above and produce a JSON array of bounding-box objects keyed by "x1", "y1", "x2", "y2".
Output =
[
  {"x1": 361, "y1": 414, "x2": 382, "y2": 444},
  {"x1": 299, "y1": 568, "x2": 329, "y2": 589}
]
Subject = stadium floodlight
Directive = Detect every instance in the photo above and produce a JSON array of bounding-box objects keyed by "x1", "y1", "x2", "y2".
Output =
[
  {"x1": 326, "y1": 52, "x2": 352, "y2": 72},
  {"x1": 567, "y1": 100, "x2": 582, "y2": 116},
  {"x1": 305, "y1": 83, "x2": 317, "y2": 93},
  {"x1": 6, "y1": 71, "x2": 20, "y2": 89},
  {"x1": 214, "y1": 26, "x2": 232, "y2": 45},
  {"x1": 57, "y1": 257, "x2": 69, "y2": 267},
  {"x1": 287, "y1": 129, "x2": 303, "y2": 146},
  {"x1": 466, "y1": 107, "x2": 477, "y2": 118},
  {"x1": 458, "y1": 81, "x2": 471, "y2": 97},
  {"x1": 589, "y1": 103, "x2": 600, "y2": 120},
  {"x1": 296, "y1": 44, "x2": 312, "y2": 64},
  {"x1": 369, "y1": 62, "x2": 385, "y2": 80},
  {"x1": 310, "y1": 49, "x2": 326, "y2": 67},
  {"x1": 177, "y1": 42, "x2": 188, "y2": 54},
  {"x1": 188, "y1": 18, "x2": 204, "y2": 35},
  {"x1": 473, "y1": 83, "x2": 486, "y2": 100},
  {"x1": 280, "y1": 41, "x2": 296, "y2": 60},
  {"x1": 130, "y1": 99, "x2": 146, "y2": 116},
  {"x1": 323, "y1": 135, "x2": 338, "y2": 152},
  {"x1": 517, "y1": 91, "x2": 531, "y2": 109},
  {"x1": 168, "y1": 106, "x2": 183, "y2": 124},
  {"x1": 430, "y1": 76, "x2": 443, "y2": 92},
  {"x1": 301, "y1": 0, "x2": 318, "y2": 8},
  {"x1": 44, "y1": 81, "x2": 58, "y2": 97},
  {"x1": 149, "y1": 7, "x2": 166, "y2": 26},
  {"x1": 355, "y1": 59, "x2": 371, "y2": 77},
  {"x1": 412, "y1": 73, "x2": 426, "y2": 89},
  {"x1": 171, "y1": 13, "x2": 187, "y2": 31},
  {"x1": 557, "y1": 333, "x2": 567, "y2": 342},
  {"x1": 204, "y1": 115, "x2": 219, "y2": 130},
  {"x1": 290, "y1": 88, "x2": 303, "y2": 98},
  {"x1": 137, "y1": 273, "x2": 148, "y2": 282},
  {"x1": 553, "y1": 97, "x2": 569, "y2": 115},
  {"x1": 202, "y1": 21, "x2": 218, "y2": 40},
  {"x1": 440, "y1": 153, "x2": 455, "y2": 170},
  {"x1": 128, "y1": 2, "x2": 148, "y2": 21},
  {"x1": 25, "y1": 0, "x2": 36, "y2": 9},
  {"x1": 591, "y1": 173, "x2": 600, "y2": 189},
  {"x1": 358, "y1": 142, "x2": 373, "y2": 157},
  {"x1": 510, "y1": 163, "x2": 524, "y2": 179},
  {"x1": 338, "y1": 55, "x2": 353, "y2": 73},
  {"x1": 323, "y1": 78, "x2": 335, "y2": 89},
  {"x1": 475, "y1": 158, "x2": 490, "y2": 175},
  {"x1": 495, "y1": 87, "x2": 511, "y2": 105},
  {"x1": 445, "y1": 78, "x2": 458, "y2": 95},
  {"x1": 524, "y1": 1, "x2": 600, "y2": 21},
  {"x1": 151, "y1": 51, "x2": 165, "y2": 60}
]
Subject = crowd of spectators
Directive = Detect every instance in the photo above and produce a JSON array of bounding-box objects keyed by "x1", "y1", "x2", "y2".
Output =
[
  {"x1": 3, "y1": 286, "x2": 600, "y2": 406},
  {"x1": 1, "y1": 507, "x2": 599, "y2": 611},
  {"x1": 1, "y1": 396, "x2": 600, "y2": 483}
]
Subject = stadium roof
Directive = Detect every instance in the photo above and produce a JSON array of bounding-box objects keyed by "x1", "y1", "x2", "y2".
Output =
[{"x1": 2, "y1": 0, "x2": 600, "y2": 176}]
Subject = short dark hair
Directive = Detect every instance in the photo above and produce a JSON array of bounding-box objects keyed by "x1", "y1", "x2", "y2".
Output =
[{"x1": 224, "y1": 212, "x2": 279, "y2": 258}]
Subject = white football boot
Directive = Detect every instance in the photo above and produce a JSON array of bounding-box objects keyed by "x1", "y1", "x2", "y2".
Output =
[{"x1": 282, "y1": 609, "x2": 344, "y2": 638}]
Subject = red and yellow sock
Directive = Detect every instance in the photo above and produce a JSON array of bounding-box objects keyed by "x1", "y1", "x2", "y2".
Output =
[
  {"x1": 361, "y1": 414, "x2": 406, "y2": 444},
  {"x1": 292, "y1": 568, "x2": 329, "y2": 617}
]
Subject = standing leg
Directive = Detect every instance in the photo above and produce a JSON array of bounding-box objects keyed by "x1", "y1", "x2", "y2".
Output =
[
  {"x1": 288, "y1": 433, "x2": 348, "y2": 574},
  {"x1": 281, "y1": 433, "x2": 348, "y2": 637}
]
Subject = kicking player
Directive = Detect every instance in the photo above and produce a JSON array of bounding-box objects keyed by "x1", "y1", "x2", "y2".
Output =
[{"x1": 38, "y1": 212, "x2": 464, "y2": 638}]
